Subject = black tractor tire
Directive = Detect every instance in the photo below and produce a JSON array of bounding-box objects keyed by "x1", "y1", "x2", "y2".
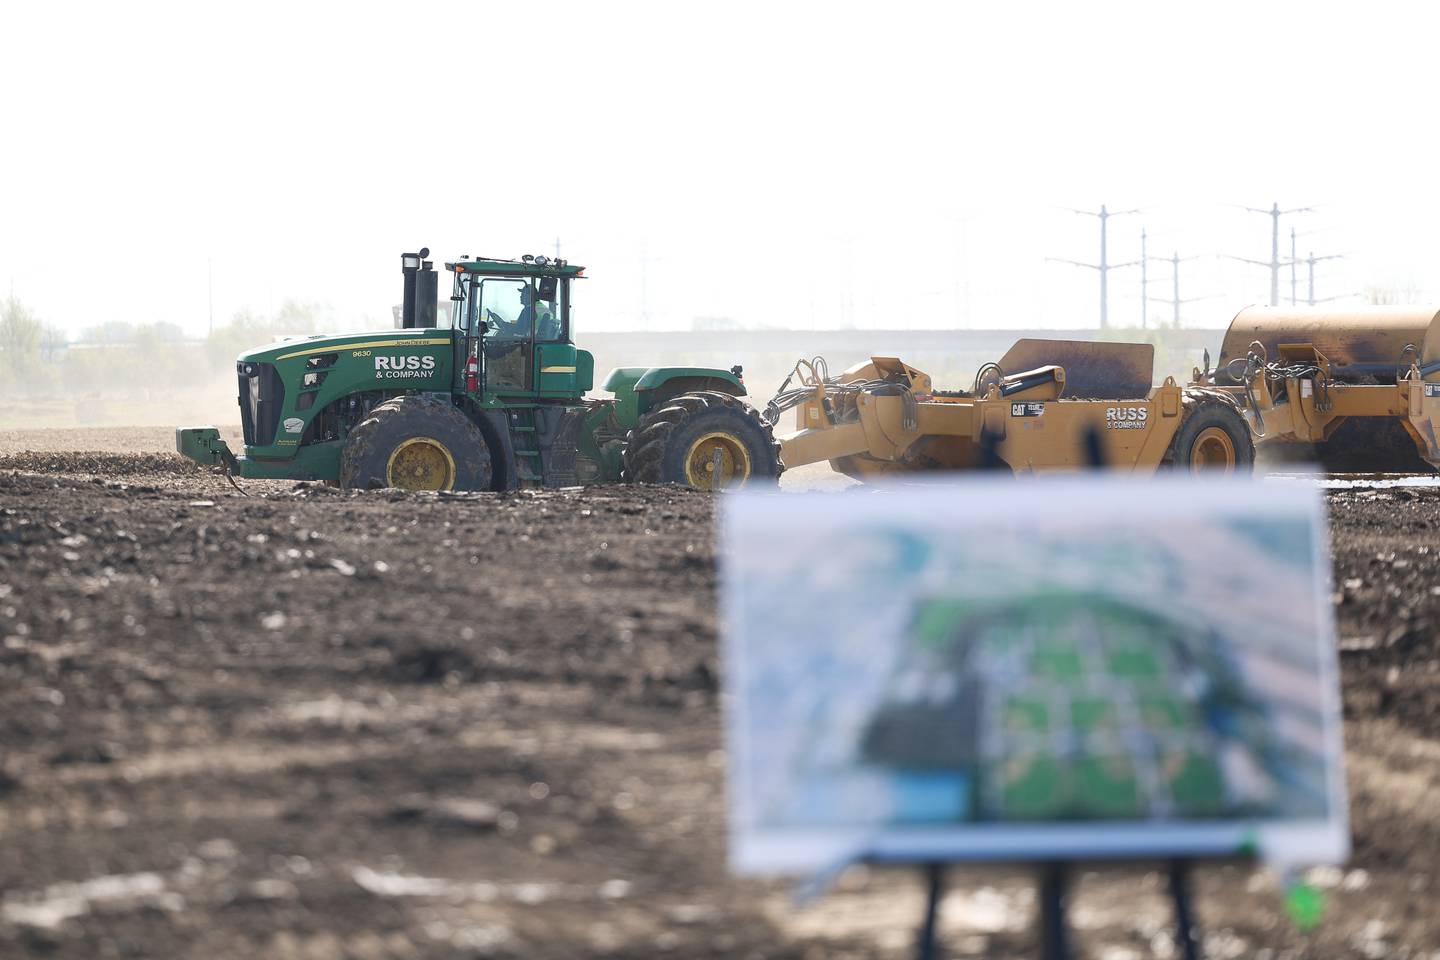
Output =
[
  {"x1": 621, "y1": 391, "x2": 783, "y2": 489},
  {"x1": 1167, "y1": 400, "x2": 1255, "y2": 474},
  {"x1": 339, "y1": 394, "x2": 492, "y2": 491}
]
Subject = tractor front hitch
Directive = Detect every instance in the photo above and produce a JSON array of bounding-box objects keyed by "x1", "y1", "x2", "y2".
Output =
[{"x1": 175, "y1": 427, "x2": 239, "y2": 471}]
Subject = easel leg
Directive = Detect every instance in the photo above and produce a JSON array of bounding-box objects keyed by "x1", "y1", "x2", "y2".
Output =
[
  {"x1": 915, "y1": 862, "x2": 945, "y2": 960},
  {"x1": 1039, "y1": 862, "x2": 1070, "y2": 960},
  {"x1": 1168, "y1": 859, "x2": 1201, "y2": 960}
]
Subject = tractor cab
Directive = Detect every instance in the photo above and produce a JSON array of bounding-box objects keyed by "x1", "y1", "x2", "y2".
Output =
[{"x1": 442, "y1": 255, "x2": 593, "y2": 401}]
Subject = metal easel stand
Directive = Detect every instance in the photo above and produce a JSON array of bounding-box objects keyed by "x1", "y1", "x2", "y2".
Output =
[
  {"x1": 913, "y1": 859, "x2": 1202, "y2": 960},
  {"x1": 1038, "y1": 862, "x2": 1070, "y2": 960},
  {"x1": 1168, "y1": 859, "x2": 1201, "y2": 960},
  {"x1": 915, "y1": 863, "x2": 945, "y2": 960}
]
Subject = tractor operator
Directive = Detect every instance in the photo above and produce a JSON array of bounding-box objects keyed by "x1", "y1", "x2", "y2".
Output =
[{"x1": 517, "y1": 285, "x2": 560, "y2": 340}]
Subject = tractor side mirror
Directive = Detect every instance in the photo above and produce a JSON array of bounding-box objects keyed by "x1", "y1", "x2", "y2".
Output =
[{"x1": 537, "y1": 276, "x2": 558, "y2": 301}]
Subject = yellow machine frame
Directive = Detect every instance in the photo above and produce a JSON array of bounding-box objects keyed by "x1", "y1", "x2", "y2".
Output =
[
  {"x1": 774, "y1": 349, "x2": 1208, "y2": 478},
  {"x1": 1204, "y1": 306, "x2": 1440, "y2": 467},
  {"x1": 769, "y1": 305, "x2": 1440, "y2": 481}
]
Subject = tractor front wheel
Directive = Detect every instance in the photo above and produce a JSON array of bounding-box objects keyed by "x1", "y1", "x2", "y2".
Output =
[
  {"x1": 621, "y1": 391, "x2": 782, "y2": 490},
  {"x1": 1168, "y1": 400, "x2": 1254, "y2": 473},
  {"x1": 339, "y1": 395, "x2": 492, "y2": 491}
]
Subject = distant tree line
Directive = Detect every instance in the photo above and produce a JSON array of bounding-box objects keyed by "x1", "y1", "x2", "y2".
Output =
[
  {"x1": 0, "y1": 297, "x2": 68, "y2": 388},
  {"x1": 0, "y1": 297, "x2": 338, "y2": 394}
]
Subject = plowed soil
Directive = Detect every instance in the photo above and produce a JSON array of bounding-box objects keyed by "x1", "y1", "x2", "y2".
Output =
[{"x1": 2, "y1": 427, "x2": 1439, "y2": 959}]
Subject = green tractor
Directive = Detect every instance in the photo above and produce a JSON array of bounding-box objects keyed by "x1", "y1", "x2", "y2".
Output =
[{"x1": 176, "y1": 250, "x2": 781, "y2": 491}]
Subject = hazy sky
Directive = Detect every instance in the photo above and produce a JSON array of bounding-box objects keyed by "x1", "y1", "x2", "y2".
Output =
[{"x1": 3, "y1": 1, "x2": 1437, "y2": 337}]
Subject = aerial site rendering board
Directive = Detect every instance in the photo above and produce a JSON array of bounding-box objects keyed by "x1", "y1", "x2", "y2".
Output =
[{"x1": 720, "y1": 477, "x2": 1349, "y2": 874}]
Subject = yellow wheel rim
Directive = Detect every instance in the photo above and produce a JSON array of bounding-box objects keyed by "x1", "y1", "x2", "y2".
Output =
[
  {"x1": 683, "y1": 431, "x2": 752, "y2": 490},
  {"x1": 1190, "y1": 426, "x2": 1236, "y2": 471},
  {"x1": 385, "y1": 437, "x2": 457, "y2": 490}
]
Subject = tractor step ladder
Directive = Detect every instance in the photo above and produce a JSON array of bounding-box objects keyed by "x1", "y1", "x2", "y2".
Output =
[{"x1": 508, "y1": 406, "x2": 546, "y2": 483}]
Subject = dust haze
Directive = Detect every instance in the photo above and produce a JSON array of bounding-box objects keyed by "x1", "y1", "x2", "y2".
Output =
[{"x1": 0, "y1": 298, "x2": 1218, "y2": 431}]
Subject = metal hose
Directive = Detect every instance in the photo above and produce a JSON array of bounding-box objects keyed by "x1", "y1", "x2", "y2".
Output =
[{"x1": 763, "y1": 356, "x2": 917, "y2": 428}]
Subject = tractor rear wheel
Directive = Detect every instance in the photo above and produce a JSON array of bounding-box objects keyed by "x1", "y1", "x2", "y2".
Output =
[
  {"x1": 621, "y1": 391, "x2": 782, "y2": 490},
  {"x1": 1168, "y1": 400, "x2": 1254, "y2": 473},
  {"x1": 339, "y1": 394, "x2": 492, "y2": 491}
]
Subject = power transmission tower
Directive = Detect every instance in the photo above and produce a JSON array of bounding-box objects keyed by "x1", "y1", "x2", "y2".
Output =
[
  {"x1": 638, "y1": 241, "x2": 651, "y2": 332},
  {"x1": 1222, "y1": 202, "x2": 1312, "y2": 305},
  {"x1": 1296, "y1": 225, "x2": 1307, "y2": 303},
  {"x1": 1138, "y1": 227, "x2": 1182, "y2": 328},
  {"x1": 1305, "y1": 250, "x2": 1346, "y2": 305},
  {"x1": 1140, "y1": 228, "x2": 1150, "y2": 329},
  {"x1": 1147, "y1": 251, "x2": 1213, "y2": 328},
  {"x1": 1048, "y1": 204, "x2": 1140, "y2": 329}
]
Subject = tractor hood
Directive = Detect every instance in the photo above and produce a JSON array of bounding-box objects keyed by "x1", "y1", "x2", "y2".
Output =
[
  {"x1": 233, "y1": 328, "x2": 457, "y2": 463},
  {"x1": 238, "y1": 329, "x2": 455, "y2": 365}
]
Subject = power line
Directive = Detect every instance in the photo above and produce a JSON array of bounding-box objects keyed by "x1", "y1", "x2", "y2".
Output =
[
  {"x1": 1304, "y1": 249, "x2": 1346, "y2": 305},
  {"x1": 1146, "y1": 251, "x2": 1213, "y2": 328},
  {"x1": 1137, "y1": 227, "x2": 1181, "y2": 329},
  {"x1": 1136, "y1": 226, "x2": 1189, "y2": 328},
  {"x1": 1140, "y1": 228, "x2": 1150, "y2": 329},
  {"x1": 1296, "y1": 225, "x2": 1307, "y2": 303},
  {"x1": 1047, "y1": 204, "x2": 1140, "y2": 329},
  {"x1": 638, "y1": 241, "x2": 650, "y2": 332},
  {"x1": 1221, "y1": 201, "x2": 1313, "y2": 306}
]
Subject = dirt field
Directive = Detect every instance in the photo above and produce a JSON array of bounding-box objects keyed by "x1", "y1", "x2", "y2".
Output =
[{"x1": 2, "y1": 428, "x2": 1438, "y2": 959}]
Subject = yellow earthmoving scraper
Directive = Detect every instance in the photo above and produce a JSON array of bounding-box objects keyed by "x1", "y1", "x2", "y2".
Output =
[{"x1": 764, "y1": 340, "x2": 1253, "y2": 479}]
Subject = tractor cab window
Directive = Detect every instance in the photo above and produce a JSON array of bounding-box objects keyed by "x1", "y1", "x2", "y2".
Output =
[
  {"x1": 533, "y1": 277, "x2": 567, "y2": 343},
  {"x1": 452, "y1": 274, "x2": 476, "y2": 332},
  {"x1": 479, "y1": 279, "x2": 530, "y2": 340},
  {"x1": 451, "y1": 273, "x2": 569, "y2": 343},
  {"x1": 477, "y1": 279, "x2": 529, "y2": 392},
  {"x1": 476, "y1": 278, "x2": 567, "y2": 340}
]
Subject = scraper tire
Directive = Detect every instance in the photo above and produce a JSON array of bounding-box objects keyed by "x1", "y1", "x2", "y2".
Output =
[{"x1": 1169, "y1": 401, "x2": 1254, "y2": 474}]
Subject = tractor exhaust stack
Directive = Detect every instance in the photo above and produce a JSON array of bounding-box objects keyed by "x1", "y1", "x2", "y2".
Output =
[{"x1": 399, "y1": 248, "x2": 438, "y2": 329}]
